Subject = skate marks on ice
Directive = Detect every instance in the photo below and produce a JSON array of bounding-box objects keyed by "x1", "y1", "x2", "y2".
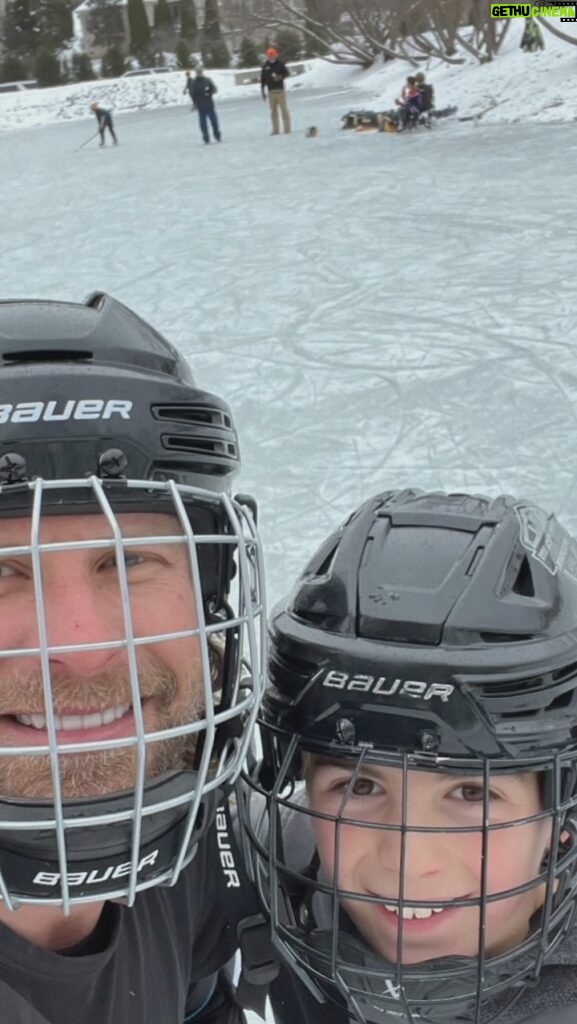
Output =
[{"x1": 0, "y1": 96, "x2": 575, "y2": 605}]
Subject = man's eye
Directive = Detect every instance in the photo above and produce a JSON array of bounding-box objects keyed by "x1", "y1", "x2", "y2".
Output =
[
  {"x1": 0, "y1": 563, "x2": 20, "y2": 579},
  {"x1": 100, "y1": 552, "x2": 145, "y2": 571}
]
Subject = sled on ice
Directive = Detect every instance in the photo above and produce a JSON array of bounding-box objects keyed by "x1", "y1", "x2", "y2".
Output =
[{"x1": 340, "y1": 106, "x2": 458, "y2": 133}]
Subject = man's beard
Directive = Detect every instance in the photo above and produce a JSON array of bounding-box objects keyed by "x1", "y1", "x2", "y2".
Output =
[{"x1": 0, "y1": 662, "x2": 204, "y2": 800}]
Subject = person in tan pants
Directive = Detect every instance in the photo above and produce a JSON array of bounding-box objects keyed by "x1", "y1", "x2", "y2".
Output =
[{"x1": 261, "y1": 47, "x2": 291, "y2": 135}]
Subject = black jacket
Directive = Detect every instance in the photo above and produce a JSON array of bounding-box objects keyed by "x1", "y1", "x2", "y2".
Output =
[
  {"x1": 0, "y1": 803, "x2": 258, "y2": 1024},
  {"x1": 261, "y1": 59, "x2": 289, "y2": 95},
  {"x1": 191, "y1": 75, "x2": 217, "y2": 109},
  {"x1": 418, "y1": 82, "x2": 434, "y2": 112},
  {"x1": 269, "y1": 929, "x2": 577, "y2": 1024}
]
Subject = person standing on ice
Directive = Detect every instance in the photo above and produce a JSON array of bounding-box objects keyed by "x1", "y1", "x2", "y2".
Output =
[
  {"x1": 183, "y1": 70, "x2": 195, "y2": 110},
  {"x1": 261, "y1": 47, "x2": 291, "y2": 135},
  {"x1": 191, "y1": 66, "x2": 221, "y2": 144},
  {"x1": 89, "y1": 103, "x2": 118, "y2": 146}
]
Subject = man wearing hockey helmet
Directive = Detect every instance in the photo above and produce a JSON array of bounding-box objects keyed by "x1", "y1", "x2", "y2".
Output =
[
  {"x1": 242, "y1": 489, "x2": 577, "y2": 1024},
  {"x1": 0, "y1": 293, "x2": 266, "y2": 1023}
]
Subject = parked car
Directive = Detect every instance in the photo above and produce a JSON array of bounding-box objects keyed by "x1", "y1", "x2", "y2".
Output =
[
  {"x1": 122, "y1": 67, "x2": 173, "y2": 77},
  {"x1": 0, "y1": 80, "x2": 39, "y2": 94}
]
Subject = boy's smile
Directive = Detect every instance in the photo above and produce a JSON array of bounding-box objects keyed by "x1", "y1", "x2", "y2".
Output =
[{"x1": 308, "y1": 760, "x2": 551, "y2": 964}]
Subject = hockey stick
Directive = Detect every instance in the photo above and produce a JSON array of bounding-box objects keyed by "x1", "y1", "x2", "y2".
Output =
[{"x1": 74, "y1": 131, "x2": 100, "y2": 152}]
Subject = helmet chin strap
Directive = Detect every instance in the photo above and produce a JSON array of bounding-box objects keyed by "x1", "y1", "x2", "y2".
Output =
[
  {"x1": 0, "y1": 774, "x2": 219, "y2": 906},
  {"x1": 299, "y1": 928, "x2": 530, "y2": 1024}
]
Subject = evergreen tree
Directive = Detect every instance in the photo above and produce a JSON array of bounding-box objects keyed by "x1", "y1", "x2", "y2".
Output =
[
  {"x1": 203, "y1": 38, "x2": 228, "y2": 67},
  {"x1": 175, "y1": 38, "x2": 190, "y2": 67},
  {"x1": 34, "y1": 45, "x2": 61, "y2": 86},
  {"x1": 86, "y1": 0, "x2": 125, "y2": 51},
  {"x1": 2, "y1": 0, "x2": 38, "y2": 58},
  {"x1": 127, "y1": 0, "x2": 150, "y2": 53},
  {"x1": 152, "y1": 0, "x2": 175, "y2": 54},
  {"x1": 101, "y1": 42, "x2": 127, "y2": 75},
  {"x1": 180, "y1": 0, "x2": 197, "y2": 45},
  {"x1": 202, "y1": 0, "x2": 220, "y2": 42},
  {"x1": 0, "y1": 53, "x2": 28, "y2": 82},
  {"x1": 274, "y1": 27, "x2": 302, "y2": 62},
  {"x1": 37, "y1": 0, "x2": 75, "y2": 50},
  {"x1": 72, "y1": 52, "x2": 95, "y2": 80},
  {"x1": 303, "y1": 0, "x2": 328, "y2": 57},
  {"x1": 154, "y1": 0, "x2": 171, "y2": 29},
  {"x1": 238, "y1": 36, "x2": 258, "y2": 68},
  {"x1": 139, "y1": 47, "x2": 160, "y2": 65}
]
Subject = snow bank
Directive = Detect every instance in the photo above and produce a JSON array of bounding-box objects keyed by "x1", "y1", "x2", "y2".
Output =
[
  {"x1": 358, "y1": 16, "x2": 577, "y2": 124},
  {"x1": 0, "y1": 68, "x2": 263, "y2": 134}
]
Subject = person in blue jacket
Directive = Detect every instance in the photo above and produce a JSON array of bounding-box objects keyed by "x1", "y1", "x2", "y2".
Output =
[{"x1": 191, "y1": 67, "x2": 221, "y2": 144}]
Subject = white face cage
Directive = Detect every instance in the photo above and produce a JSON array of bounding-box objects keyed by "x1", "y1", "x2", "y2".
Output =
[{"x1": 0, "y1": 475, "x2": 265, "y2": 913}]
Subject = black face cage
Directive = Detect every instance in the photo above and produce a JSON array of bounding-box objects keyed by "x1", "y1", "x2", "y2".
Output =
[
  {"x1": 0, "y1": 475, "x2": 265, "y2": 910},
  {"x1": 241, "y1": 726, "x2": 577, "y2": 1024}
]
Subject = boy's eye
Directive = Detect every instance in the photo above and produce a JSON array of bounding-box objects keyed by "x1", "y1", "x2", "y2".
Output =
[
  {"x1": 332, "y1": 777, "x2": 381, "y2": 798},
  {"x1": 350, "y1": 778, "x2": 379, "y2": 797},
  {"x1": 451, "y1": 783, "x2": 497, "y2": 803}
]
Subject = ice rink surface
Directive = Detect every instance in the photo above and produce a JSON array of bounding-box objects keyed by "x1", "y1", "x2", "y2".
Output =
[{"x1": 1, "y1": 86, "x2": 576, "y2": 608}]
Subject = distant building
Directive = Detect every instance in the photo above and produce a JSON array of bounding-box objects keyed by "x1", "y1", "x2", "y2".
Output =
[{"x1": 74, "y1": 0, "x2": 182, "y2": 58}]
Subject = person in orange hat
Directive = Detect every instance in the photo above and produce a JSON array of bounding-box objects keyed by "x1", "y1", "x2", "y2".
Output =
[{"x1": 261, "y1": 46, "x2": 291, "y2": 135}]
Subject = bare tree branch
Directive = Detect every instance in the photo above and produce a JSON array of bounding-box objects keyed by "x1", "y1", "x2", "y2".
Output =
[
  {"x1": 536, "y1": 14, "x2": 577, "y2": 45},
  {"x1": 255, "y1": 0, "x2": 516, "y2": 69}
]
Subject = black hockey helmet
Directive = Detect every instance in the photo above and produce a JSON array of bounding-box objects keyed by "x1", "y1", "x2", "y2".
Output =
[
  {"x1": 0, "y1": 291, "x2": 243, "y2": 604},
  {"x1": 242, "y1": 489, "x2": 577, "y2": 1023},
  {"x1": 0, "y1": 293, "x2": 265, "y2": 909}
]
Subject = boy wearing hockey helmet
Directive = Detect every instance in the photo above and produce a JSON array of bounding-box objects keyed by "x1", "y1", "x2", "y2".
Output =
[{"x1": 243, "y1": 489, "x2": 577, "y2": 1024}]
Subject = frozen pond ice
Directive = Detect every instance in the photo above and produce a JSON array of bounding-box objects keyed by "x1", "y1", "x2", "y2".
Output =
[{"x1": 1, "y1": 87, "x2": 576, "y2": 607}]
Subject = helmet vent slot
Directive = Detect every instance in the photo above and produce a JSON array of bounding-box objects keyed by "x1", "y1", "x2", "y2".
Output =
[
  {"x1": 548, "y1": 690, "x2": 574, "y2": 712},
  {"x1": 315, "y1": 543, "x2": 339, "y2": 578},
  {"x1": 161, "y1": 435, "x2": 238, "y2": 458},
  {"x1": 552, "y1": 662, "x2": 577, "y2": 684},
  {"x1": 483, "y1": 676, "x2": 543, "y2": 698},
  {"x1": 480, "y1": 632, "x2": 535, "y2": 643},
  {"x1": 512, "y1": 556, "x2": 535, "y2": 597},
  {"x1": 2, "y1": 349, "x2": 92, "y2": 363},
  {"x1": 153, "y1": 405, "x2": 232, "y2": 429}
]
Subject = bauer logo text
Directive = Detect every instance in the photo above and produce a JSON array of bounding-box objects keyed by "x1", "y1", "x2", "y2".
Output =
[
  {"x1": 319, "y1": 670, "x2": 454, "y2": 702},
  {"x1": 0, "y1": 400, "x2": 133, "y2": 424}
]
